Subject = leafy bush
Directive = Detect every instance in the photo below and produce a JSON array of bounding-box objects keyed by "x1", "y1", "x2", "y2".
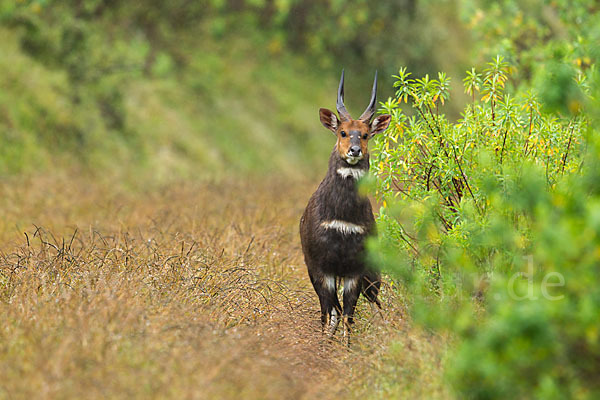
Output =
[
  {"x1": 366, "y1": 51, "x2": 600, "y2": 397},
  {"x1": 445, "y1": 139, "x2": 600, "y2": 399},
  {"x1": 369, "y1": 57, "x2": 586, "y2": 295}
]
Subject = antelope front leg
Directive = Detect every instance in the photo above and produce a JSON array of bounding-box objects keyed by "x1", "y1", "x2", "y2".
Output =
[
  {"x1": 317, "y1": 274, "x2": 342, "y2": 337},
  {"x1": 326, "y1": 307, "x2": 341, "y2": 337}
]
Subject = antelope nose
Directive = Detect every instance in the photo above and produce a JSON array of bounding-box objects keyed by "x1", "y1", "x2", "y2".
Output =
[{"x1": 350, "y1": 146, "x2": 361, "y2": 156}]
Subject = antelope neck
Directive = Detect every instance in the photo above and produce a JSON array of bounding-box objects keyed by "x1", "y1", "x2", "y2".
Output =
[{"x1": 328, "y1": 148, "x2": 369, "y2": 180}]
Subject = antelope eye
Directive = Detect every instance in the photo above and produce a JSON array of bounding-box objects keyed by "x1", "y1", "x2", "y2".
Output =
[
  {"x1": 340, "y1": 131, "x2": 347, "y2": 137},
  {"x1": 362, "y1": 134, "x2": 368, "y2": 140}
]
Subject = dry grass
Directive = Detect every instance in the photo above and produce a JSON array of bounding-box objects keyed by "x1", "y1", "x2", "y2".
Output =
[{"x1": 0, "y1": 174, "x2": 450, "y2": 399}]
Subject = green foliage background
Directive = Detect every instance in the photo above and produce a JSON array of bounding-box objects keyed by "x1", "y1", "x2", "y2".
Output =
[{"x1": 0, "y1": 0, "x2": 468, "y2": 180}]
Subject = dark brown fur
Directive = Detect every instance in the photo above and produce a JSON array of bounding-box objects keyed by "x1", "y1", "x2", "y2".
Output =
[
  {"x1": 299, "y1": 148, "x2": 381, "y2": 323},
  {"x1": 299, "y1": 72, "x2": 390, "y2": 341}
]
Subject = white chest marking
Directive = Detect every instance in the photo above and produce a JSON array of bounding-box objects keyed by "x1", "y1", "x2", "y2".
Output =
[
  {"x1": 321, "y1": 220, "x2": 366, "y2": 235},
  {"x1": 337, "y1": 167, "x2": 365, "y2": 180}
]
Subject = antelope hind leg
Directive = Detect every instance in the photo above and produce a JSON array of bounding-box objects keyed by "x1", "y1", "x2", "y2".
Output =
[
  {"x1": 342, "y1": 276, "x2": 361, "y2": 347},
  {"x1": 316, "y1": 274, "x2": 342, "y2": 338}
]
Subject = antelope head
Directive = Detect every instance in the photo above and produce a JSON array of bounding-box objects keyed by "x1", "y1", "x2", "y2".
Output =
[{"x1": 319, "y1": 70, "x2": 391, "y2": 165}]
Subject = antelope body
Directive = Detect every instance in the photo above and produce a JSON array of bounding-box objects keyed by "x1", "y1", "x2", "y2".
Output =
[{"x1": 299, "y1": 71, "x2": 391, "y2": 343}]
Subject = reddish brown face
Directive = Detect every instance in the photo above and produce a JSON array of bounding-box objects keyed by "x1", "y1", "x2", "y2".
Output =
[
  {"x1": 319, "y1": 108, "x2": 391, "y2": 165},
  {"x1": 336, "y1": 120, "x2": 370, "y2": 164}
]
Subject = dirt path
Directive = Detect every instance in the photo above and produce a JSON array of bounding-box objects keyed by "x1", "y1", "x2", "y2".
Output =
[{"x1": 0, "y1": 176, "x2": 406, "y2": 399}]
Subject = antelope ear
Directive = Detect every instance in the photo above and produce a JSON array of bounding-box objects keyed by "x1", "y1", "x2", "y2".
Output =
[
  {"x1": 319, "y1": 108, "x2": 339, "y2": 134},
  {"x1": 369, "y1": 114, "x2": 391, "y2": 137}
]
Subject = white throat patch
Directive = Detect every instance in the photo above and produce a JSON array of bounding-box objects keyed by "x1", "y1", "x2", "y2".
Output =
[
  {"x1": 337, "y1": 167, "x2": 365, "y2": 180},
  {"x1": 345, "y1": 155, "x2": 362, "y2": 165},
  {"x1": 321, "y1": 220, "x2": 366, "y2": 235}
]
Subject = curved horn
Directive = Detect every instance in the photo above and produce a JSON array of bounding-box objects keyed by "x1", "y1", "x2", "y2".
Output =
[
  {"x1": 359, "y1": 70, "x2": 378, "y2": 122},
  {"x1": 336, "y1": 69, "x2": 352, "y2": 121}
]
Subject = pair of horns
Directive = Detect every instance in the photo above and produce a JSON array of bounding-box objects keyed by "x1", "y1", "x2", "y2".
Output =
[{"x1": 336, "y1": 69, "x2": 378, "y2": 122}]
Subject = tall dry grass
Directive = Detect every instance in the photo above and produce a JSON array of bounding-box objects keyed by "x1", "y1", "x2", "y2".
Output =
[{"x1": 0, "y1": 174, "x2": 447, "y2": 399}]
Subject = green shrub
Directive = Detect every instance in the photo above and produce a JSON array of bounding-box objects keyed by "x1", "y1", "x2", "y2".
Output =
[
  {"x1": 369, "y1": 57, "x2": 586, "y2": 296},
  {"x1": 445, "y1": 142, "x2": 600, "y2": 399},
  {"x1": 366, "y1": 52, "x2": 600, "y2": 397}
]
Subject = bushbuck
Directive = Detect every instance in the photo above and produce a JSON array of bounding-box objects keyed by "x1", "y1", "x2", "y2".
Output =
[{"x1": 300, "y1": 70, "x2": 391, "y2": 344}]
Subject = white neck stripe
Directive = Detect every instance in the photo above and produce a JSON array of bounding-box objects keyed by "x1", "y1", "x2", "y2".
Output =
[
  {"x1": 321, "y1": 220, "x2": 366, "y2": 235},
  {"x1": 337, "y1": 168, "x2": 366, "y2": 180}
]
